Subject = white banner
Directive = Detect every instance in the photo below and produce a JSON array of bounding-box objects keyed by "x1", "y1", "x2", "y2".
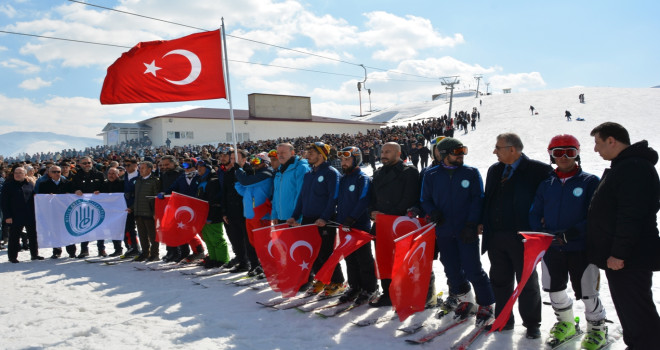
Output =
[{"x1": 35, "y1": 193, "x2": 128, "y2": 248}]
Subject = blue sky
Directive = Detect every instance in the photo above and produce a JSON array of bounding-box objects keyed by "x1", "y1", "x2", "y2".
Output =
[{"x1": 0, "y1": 0, "x2": 658, "y2": 138}]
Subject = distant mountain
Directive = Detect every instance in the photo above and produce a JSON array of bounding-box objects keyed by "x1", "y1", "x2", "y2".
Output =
[{"x1": 0, "y1": 131, "x2": 101, "y2": 158}]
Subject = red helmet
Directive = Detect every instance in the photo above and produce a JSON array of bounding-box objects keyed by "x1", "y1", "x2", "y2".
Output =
[{"x1": 548, "y1": 134, "x2": 580, "y2": 150}]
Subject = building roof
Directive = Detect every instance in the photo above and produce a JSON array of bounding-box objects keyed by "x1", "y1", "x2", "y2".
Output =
[
  {"x1": 143, "y1": 108, "x2": 384, "y2": 126},
  {"x1": 101, "y1": 123, "x2": 151, "y2": 132}
]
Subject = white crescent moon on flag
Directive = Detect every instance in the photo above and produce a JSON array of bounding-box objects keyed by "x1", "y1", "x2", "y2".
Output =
[
  {"x1": 338, "y1": 234, "x2": 353, "y2": 250},
  {"x1": 392, "y1": 216, "x2": 422, "y2": 236},
  {"x1": 174, "y1": 206, "x2": 195, "y2": 223},
  {"x1": 405, "y1": 242, "x2": 427, "y2": 264},
  {"x1": 289, "y1": 240, "x2": 313, "y2": 262},
  {"x1": 162, "y1": 49, "x2": 201, "y2": 85},
  {"x1": 267, "y1": 239, "x2": 286, "y2": 258}
]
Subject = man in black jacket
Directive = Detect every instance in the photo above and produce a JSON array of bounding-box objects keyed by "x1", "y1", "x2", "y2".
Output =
[
  {"x1": 38, "y1": 165, "x2": 76, "y2": 259},
  {"x1": 158, "y1": 155, "x2": 184, "y2": 262},
  {"x1": 480, "y1": 133, "x2": 552, "y2": 339},
  {"x1": 101, "y1": 167, "x2": 126, "y2": 257},
  {"x1": 221, "y1": 149, "x2": 251, "y2": 272},
  {"x1": 71, "y1": 157, "x2": 105, "y2": 258},
  {"x1": 1, "y1": 167, "x2": 43, "y2": 262},
  {"x1": 368, "y1": 142, "x2": 420, "y2": 307},
  {"x1": 587, "y1": 122, "x2": 660, "y2": 349}
]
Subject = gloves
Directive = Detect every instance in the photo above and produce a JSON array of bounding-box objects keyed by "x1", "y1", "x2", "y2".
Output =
[
  {"x1": 460, "y1": 222, "x2": 478, "y2": 244},
  {"x1": 406, "y1": 206, "x2": 422, "y2": 218},
  {"x1": 425, "y1": 210, "x2": 444, "y2": 225},
  {"x1": 553, "y1": 227, "x2": 580, "y2": 246},
  {"x1": 342, "y1": 217, "x2": 356, "y2": 232},
  {"x1": 157, "y1": 192, "x2": 165, "y2": 200}
]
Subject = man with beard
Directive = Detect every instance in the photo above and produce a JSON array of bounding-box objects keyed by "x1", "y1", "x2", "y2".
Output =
[
  {"x1": 287, "y1": 142, "x2": 344, "y2": 296},
  {"x1": 368, "y1": 142, "x2": 420, "y2": 307},
  {"x1": 196, "y1": 160, "x2": 229, "y2": 268},
  {"x1": 420, "y1": 137, "x2": 495, "y2": 326},
  {"x1": 158, "y1": 155, "x2": 184, "y2": 262},
  {"x1": 101, "y1": 167, "x2": 127, "y2": 257},
  {"x1": 121, "y1": 159, "x2": 140, "y2": 258},
  {"x1": 336, "y1": 146, "x2": 377, "y2": 305},
  {"x1": 72, "y1": 157, "x2": 106, "y2": 258}
]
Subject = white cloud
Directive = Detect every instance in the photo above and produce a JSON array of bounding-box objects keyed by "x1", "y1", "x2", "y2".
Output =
[
  {"x1": 0, "y1": 94, "x2": 138, "y2": 137},
  {"x1": 19, "y1": 77, "x2": 52, "y2": 90},
  {"x1": 359, "y1": 11, "x2": 464, "y2": 61},
  {"x1": 0, "y1": 46, "x2": 7, "y2": 51},
  {"x1": 488, "y1": 72, "x2": 546, "y2": 92},
  {"x1": 0, "y1": 58, "x2": 40, "y2": 74},
  {"x1": 0, "y1": 4, "x2": 16, "y2": 18}
]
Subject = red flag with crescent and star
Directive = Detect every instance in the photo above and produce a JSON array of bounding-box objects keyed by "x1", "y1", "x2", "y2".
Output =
[
  {"x1": 156, "y1": 192, "x2": 209, "y2": 246},
  {"x1": 154, "y1": 195, "x2": 170, "y2": 239},
  {"x1": 100, "y1": 30, "x2": 226, "y2": 104},
  {"x1": 374, "y1": 214, "x2": 427, "y2": 279},
  {"x1": 253, "y1": 224, "x2": 322, "y2": 298},
  {"x1": 314, "y1": 227, "x2": 374, "y2": 285},
  {"x1": 489, "y1": 232, "x2": 554, "y2": 333},
  {"x1": 389, "y1": 225, "x2": 436, "y2": 321}
]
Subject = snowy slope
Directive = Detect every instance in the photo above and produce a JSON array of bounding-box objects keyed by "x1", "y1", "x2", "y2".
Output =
[{"x1": 1, "y1": 87, "x2": 659, "y2": 349}]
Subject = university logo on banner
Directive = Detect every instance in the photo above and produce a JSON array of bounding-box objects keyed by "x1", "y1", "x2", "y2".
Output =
[
  {"x1": 35, "y1": 194, "x2": 128, "y2": 248},
  {"x1": 64, "y1": 199, "x2": 106, "y2": 236}
]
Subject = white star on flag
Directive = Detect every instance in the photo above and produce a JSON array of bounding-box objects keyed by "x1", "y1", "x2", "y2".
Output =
[
  {"x1": 408, "y1": 265, "x2": 416, "y2": 275},
  {"x1": 299, "y1": 261, "x2": 309, "y2": 270},
  {"x1": 177, "y1": 222, "x2": 185, "y2": 229},
  {"x1": 143, "y1": 60, "x2": 161, "y2": 76}
]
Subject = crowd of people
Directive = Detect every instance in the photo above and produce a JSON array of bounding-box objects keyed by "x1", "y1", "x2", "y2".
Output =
[{"x1": 1, "y1": 120, "x2": 658, "y2": 350}]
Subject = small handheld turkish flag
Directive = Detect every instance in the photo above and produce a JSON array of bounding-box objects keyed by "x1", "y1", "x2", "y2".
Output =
[
  {"x1": 100, "y1": 30, "x2": 226, "y2": 104},
  {"x1": 374, "y1": 214, "x2": 427, "y2": 279},
  {"x1": 315, "y1": 228, "x2": 374, "y2": 285},
  {"x1": 156, "y1": 192, "x2": 209, "y2": 246}
]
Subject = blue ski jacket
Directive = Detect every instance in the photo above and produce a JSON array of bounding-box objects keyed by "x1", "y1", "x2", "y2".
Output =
[
  {"x1": 529, "y1": 168, "x2": 599, "y2": 252},
  {"x1": 291, "y1": 161, "x2": 339, "y2": 222},
  {"x1": 272, "y1": 156, "x2": 310, "y2": 221},
  {"x1": 235, "y1": 166, "x2": 274, "y2": 220},
  {"x1": 336, "y1": 168, "x2": 372, "y2": 232},
  {"x1": 420, "y1": 164, "x2": 484, "y2": 238}
]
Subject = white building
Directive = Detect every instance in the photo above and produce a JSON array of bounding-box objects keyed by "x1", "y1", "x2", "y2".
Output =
[{"x1": 99, "y1": 94, "x2": 384, "y2": 147}]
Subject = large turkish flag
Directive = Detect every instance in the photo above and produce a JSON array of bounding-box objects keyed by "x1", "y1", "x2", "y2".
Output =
[{"x1": 100, "y1": 30, "x2": 226, "y2": 104}]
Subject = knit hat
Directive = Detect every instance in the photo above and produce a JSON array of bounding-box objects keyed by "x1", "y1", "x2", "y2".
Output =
[
  {"x1": 311, "y1": 142, "x2": 331, "y2": 160},
  {"x1": 435, "y1": 137, "x2": 464, "y2": 159},
  {"x1": 256, "y1": 152, "x2": 270, "y2": 164}
]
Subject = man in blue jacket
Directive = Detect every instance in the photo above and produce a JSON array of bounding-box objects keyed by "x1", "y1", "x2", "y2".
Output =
[
  {"x1": 336, "y1": 146, "x2": 377, "y2": 305},
  {"x1": 420, "y1": 137, "x2": 494, "y2": 326},
  {"x1": 287, "y1": 142, "x2": 344, "y2": 296},
  {"x1": 272, "y1": 143, "x2": 310, "y2": 223},
  {"x1": 530, "y1": 135, "x2": 606, "y2": 349}
]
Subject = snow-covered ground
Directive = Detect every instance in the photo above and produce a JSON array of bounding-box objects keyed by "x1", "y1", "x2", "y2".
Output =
[{"x1": 1, "y1": 87, "x2": 659, "y2": 349}]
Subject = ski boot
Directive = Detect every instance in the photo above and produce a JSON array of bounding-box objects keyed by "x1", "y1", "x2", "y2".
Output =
[
  {"x1": 581, "y1": 319, "x2": 608, "y2": 350},
  {"x1": 322, "y1": 282, "x2": 347, "y2": 297},
  {"x1": 475, "y1": 304, "x2": 494, "y2": 327},
  {"x1": 546, "y1": 306, "x2": 578, "y2": 348},
  {"x1": 436, "y1": 289, "x2": 473, "y2": 319}
]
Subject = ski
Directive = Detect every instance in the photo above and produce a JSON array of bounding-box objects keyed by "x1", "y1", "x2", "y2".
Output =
[
  {"x1": 180, "y1": 268, "x2": 229, "y2": 277},
  {"x1": 398, "y1": 322, "x2": 426, "y2": 335},
  {"x1": 449, "y1": 322, "x2": 492, "y2": 350},
  {"x1": 405, "y1": 316, "x2": 473, "y2": 344},
  {"x1": 315, "y1": 301, "x2": 367, "y2": 318},
  {"x1": 294, "y1": 296, "x2": 345, "y2": 313},
  {"x1": 257, "y1": 293, "x2": 315, "y2": 308},
  {"x1": 85, "y1": 257, "x2": 121, "y2": 263},
  {"x1": 103, "y1": 258, "x2": 133, "y2": 265},
  {"x1": 274, "y1": 293, "x2": 334, "y2": 310},
  {"x1": 352, "y1": 313, "x2": 398, "y2": 327},
  {"x1": 191, "y1": 280, "x2": 210, "y2": 288},
  {"x1": 148, "y1": 263, "x2": 198, "y2": 271},
  {"x1": 223, "y1": 274, "x2": 249, "y2": 284},
  {"x1": 249, "y1": 282, "x2": 270, "y2": 290},
  {"x1": 233, "y1": 276, "x2": 263, "y2": 286}
]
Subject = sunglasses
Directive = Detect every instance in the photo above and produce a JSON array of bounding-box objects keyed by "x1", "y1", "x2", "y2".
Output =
[
  {"x1": 50, "y1": 170, "x2": 61, "y2": 173},
  {"x1": 448, "y1": 146, "x2": 468, "y2": 156},
  {"x1": 268, "y1": 149, "x2": 278, "y2": 157},
  {"x1": 80, "y1": 162, "x2": 91, "y2": 165},
  {"x1": 549, "y1": 147, "x2": 579, "y2": 159}
]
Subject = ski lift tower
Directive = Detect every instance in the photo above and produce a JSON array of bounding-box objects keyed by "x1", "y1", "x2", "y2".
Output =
[
  {"x1": 474, "y1": 75, "x2": 482, "y2": 98},
  {"x1": 441, "y1": 76, "x2": 460, "y2": 119}
]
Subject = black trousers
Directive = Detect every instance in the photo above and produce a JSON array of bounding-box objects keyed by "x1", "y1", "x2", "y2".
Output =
[
  {"x1": 345, "y1": 239, "x2": 377, "y2": 292},
  {"x1": 225, "y1": 215, "x2": 248, "y2": 265},
  {"x1": 487, "y1": 232, "x2": 541, "y2": 329},
  {"x1": 52, "y1": 245, "x2": 76, "y2": 257},
  {"x1": 606, "y1": 269, "x2": 660, "y2": 349},
  {"x1": 302, "y1": 216, "x2": 344, "y2": 284},
  {"x1": 8, "y1": 224, "x2": 38, "y2": 260}
]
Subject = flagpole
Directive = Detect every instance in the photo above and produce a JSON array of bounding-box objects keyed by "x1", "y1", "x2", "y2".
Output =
[
  {"x1": 393, "y1": 222, "x2": 435, "y2": 243},
  {"x1": 220, "y1": 18, "x2": 239, "y2": 162}
]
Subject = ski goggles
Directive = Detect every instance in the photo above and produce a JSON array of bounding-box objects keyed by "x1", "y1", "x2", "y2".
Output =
[
  {"x1": 181, "y1": 162, "x2": 193, "y2": 169},
  {"x1": 448, "y1": 146, "x2": 468, "y2": 156},
  {"x1": 338, "y1": 147, "x2": 360, "y2": 158},
  {"x1": 268, "y1": 149, "x2": 278, "y2": 158},
  {"x1": 430, "y1": 136, "x2": 446, "y2": 147},
  {"x1": 549, "y1": 147, "x2": 579, "y2": 159},
  {"x1": 249, "y1": 157, "x2": 262, "y2": 165}
]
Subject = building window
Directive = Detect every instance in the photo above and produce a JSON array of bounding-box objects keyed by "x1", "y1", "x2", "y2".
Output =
[
  {"x1": 226, "y1": 132, "x2": 250, "y2": 142},
  {"x1": 167, "y1": 131, "x2": 194, "y2": 139}
]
